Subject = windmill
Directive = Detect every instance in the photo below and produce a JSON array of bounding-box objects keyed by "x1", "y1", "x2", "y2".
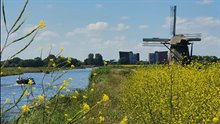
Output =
[{"x1": 143, "y1": 6, "x2": 201, "y2": 64}]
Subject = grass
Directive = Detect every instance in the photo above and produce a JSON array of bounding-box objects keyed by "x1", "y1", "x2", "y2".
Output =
[{"x1": 4, "y1": 62, "x2": 220, "y2": 124}]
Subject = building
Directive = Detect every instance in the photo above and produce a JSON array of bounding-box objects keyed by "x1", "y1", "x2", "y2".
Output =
[
  {"x1": 149, "y1": 51, "x2": 168, "y2": 64},
  {"x1": 119, "y1": 51, "x2": 140, "y2": 64}
]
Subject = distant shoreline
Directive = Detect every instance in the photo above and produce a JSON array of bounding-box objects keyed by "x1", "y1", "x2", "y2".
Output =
[{"x1": 0, "y1": 66, "x2": 94, "y2": 77}]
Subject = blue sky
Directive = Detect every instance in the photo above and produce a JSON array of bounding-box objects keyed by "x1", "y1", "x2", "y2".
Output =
[{"x1": 1, "y1": 0, "x2": 220, "y2": 61}]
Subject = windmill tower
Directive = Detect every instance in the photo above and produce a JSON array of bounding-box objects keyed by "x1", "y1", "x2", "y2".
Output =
[{"x1": 143, "y1": 6, "x2": 201, "y2": 64}]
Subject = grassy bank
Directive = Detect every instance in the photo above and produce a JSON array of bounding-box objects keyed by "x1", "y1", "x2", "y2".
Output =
[
  {"x1": 5, "y1": 66, "x2": 132, "y2": 124},
  {"x1": 1, "y1": 67, "x2": 50, "y2": 76},
  {"x1": 0, "y1": 67, "x2": 81, "y2": 77},
  {"x1": 0, "y1": 65, "x2": 98, "y2": 77},
  {"x1": 5, "y1": 63, "x2": 220, "y2": 123}
]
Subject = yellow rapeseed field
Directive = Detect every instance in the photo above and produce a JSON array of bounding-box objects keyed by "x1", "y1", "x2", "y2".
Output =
[{"x1": 121, "y1": 62, "x2": 220, "y2": 123}]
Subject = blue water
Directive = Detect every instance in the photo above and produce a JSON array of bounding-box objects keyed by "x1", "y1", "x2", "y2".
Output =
[{"x1": 0, "y1": 68, "x2": 92, "y2": 118}]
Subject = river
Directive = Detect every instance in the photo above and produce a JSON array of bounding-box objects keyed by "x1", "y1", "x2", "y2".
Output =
[{"x1": 0, "y1": 68, "x2": 92, "y2": 119}]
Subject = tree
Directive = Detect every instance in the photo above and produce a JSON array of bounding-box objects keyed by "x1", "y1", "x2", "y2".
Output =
[
  {"x1": 43, "y1": 54, "x2": 56, "y2": 66},
  {"x1": 4, "y1": 57, "x2": 23, "y2": 67},
  {"x1": 33, "y1": 57, "x2": 44, "y2": 67},
  {"x1": 87, "y1": 53, "x2": 94, "y2": 65},
  {"x1": 94, "y1": 53, "x2": 104, "y2": 66}
]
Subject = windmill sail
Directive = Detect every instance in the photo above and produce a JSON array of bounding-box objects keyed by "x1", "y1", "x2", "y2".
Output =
[{"x1": 170, "y1": 6, "x2": 176, "y2": 36}]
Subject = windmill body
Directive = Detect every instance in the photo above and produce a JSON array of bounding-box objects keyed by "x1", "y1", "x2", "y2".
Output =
[{"x1": 143, "y1": 6, "x2": 201, "y2": 64}]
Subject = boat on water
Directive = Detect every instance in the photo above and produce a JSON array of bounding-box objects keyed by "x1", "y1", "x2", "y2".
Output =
[{"x1": 16, "y1": 76, "x2": 35, "y2": 85}]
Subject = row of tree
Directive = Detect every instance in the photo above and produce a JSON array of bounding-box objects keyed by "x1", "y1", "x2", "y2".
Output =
[
  {"x1": 1, "y1": 53, "x2": 105, "y2": 67},
  {"x1": 1, "y1": 54, "x2": 219, "y2": 67}
]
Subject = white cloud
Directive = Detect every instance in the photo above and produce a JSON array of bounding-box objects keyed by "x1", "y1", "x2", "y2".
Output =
[
  {"x1": 139, "y1": 25, "x2": 149, "y2": 29},
  {"x1": 37, "y1": 30, "x2": 60, "y2": 41},
  {"x1": 66, "y1": 22, "x2": 108, "y2": 37},
  {"x1": 197, "y1": 0, "x2": 214, "y2": 5},
  {"x1": 96, "y1": 4, "x2": 103, "y2": 9},
  {"x1": 86, "y1": 22, "x2": 108, "y2": 30},
  {"x1": 194, "y1": 34, "x2": 220, "y2": 56},
  {"x1": 121, "y1": 16, "x2": 129, "y2": 20},
  {"x1": 162, "y1": 16, "x2": 220, "y2": 33},
  {"x1": 113, "y1": 23, "x2": 130, "y2": 31},
  {"x1": 194, "y1": 17, "x2": 220, "y2": 26}
]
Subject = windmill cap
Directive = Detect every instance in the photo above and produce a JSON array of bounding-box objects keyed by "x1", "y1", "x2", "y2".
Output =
[{"x1": 170, "y1": 35, "x2": 187, "y2": 44}]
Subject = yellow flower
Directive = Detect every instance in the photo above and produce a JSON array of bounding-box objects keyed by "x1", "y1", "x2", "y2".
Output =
[
  {"x1": 120, "y1": 116, "x2": 128, "y2": 124},
  {"x1": 102, "y1": 94, "x2": 109, "y2": 102},
  {"x1": 38, "y1": 95, "x2": 44, "y2": 101},
  {"x1": 35, "y1": 102, "x2": 39, "y2": 107},
  {"x1": 25, "y1": 91, "x2": 30, "y2": 96},
  {"x1": 60, "y1": 47, "x2": 64, "y2": 51},
  {"x1": 90, "y1": 88, "x2": 94, "y2": 92},
  {"x1": 60, "y1": 94, "x2": 65, "y2": 97},
  {"x1": 93, "y1": 73, "x2": 97, "y2": 76},
  {"x1": 60, "y1": 55, "x2": 65, "y2": 59},
  {"x1": 52, "y1": 63, "x2": 56, "y2": 67},
  {"x1": 4, "y1": 98, "x2": 10, "y2": 104},
  {"x1": 71, "y1": 64, "x2": 75, "y2": 68},
  {"x1": 67, "y1": 57, "x2": 71, "y2": 64},
  {"x1": 67, "y1": 118, "x2": 72, "y2": 121},
  {"x1": 28, "y1": 79, "x2": 33, "y2": 85},
  {"x1": 22, "y1": 104, "x2": 30, "y2": 112},
  {"x1": 72, "y1": 95, "x2": 77, "y2": 99},
  {"x1": 63, "y1": 80, "x2": 69, "y2": 87},
  {"x1": 49, "y1": 59, "x2": 54, "y2": 62},
  {"x1": 99, "y1": 116, "x2": 105, "y2": 122},
  {"x1": 38, "y1": 20, "x2": 46, "y2": 29},
  {"x1": 98, "y1": 111, "x2": 102, "y2": 115},
  {"x1": 213, "y1": 117, "x2": 219, "y2": 123},
  {"x1": 68, "y1": 77, "x2": 73, "y2": 81},
  {"x1": 83, "y1": 103, "x2": 90, "y2": 112},
  {"x1": 75, "y1": 90, "x2": 79, "y2": 95},
  {"x1": 53, "y1": 86, "x2": 57, "y2": 89},
  {"x1": 83, "y1": 95, "x2": 87, "y2": 99},
  {"x1": 0, "y1": 71, "x2": 3, "y2": 75},
  {"x1": 59, "y1": 86, "x2": 66, "y2": 90}
]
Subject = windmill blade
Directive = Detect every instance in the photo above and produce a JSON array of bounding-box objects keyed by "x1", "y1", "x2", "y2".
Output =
[
  {"x1": 187, "y1": 38, "x2": 201, "y2": 41},
  {"x1": 143, "y1": 38, "x2": 170, "y2": 42},
  {"x1": 184, "y1": 33, "x2": 201, "y2": 41},
  {"x1": 170, "y1": 5, "x2": 177, "y2": 36},
  {"x1": 142, "y1": 42, "x2": 165, "y2": 47}
]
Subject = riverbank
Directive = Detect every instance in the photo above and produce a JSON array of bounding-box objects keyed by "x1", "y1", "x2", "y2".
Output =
[
  {"x1": 0, "y1": 66, "x2": 94, "y2": 77},
  {"x1": 5, "y1": 66, "x2": 133, "y2": 124}
]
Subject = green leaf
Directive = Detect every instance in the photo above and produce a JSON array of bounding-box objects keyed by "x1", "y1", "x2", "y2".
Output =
[
  {"x1": 10, "y1": 31, "x2": 38, "y2": 58},
  {"x1": 9, "y1": 0, "x2": 29, "y2": 33},
  {"x1": 10, "y1": 27, "x2": 38, "y2": 45},
  {"x1": 11, "y1": 14, "x2": 29, "y2": 34},
  {"x1": 2, "y1": 0, "x2": 8, "y2": 32}
]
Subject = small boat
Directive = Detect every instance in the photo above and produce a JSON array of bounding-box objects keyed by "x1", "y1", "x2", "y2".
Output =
[{"x1": 16, "y1": 76, "x2": 35, "y2": 85}]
